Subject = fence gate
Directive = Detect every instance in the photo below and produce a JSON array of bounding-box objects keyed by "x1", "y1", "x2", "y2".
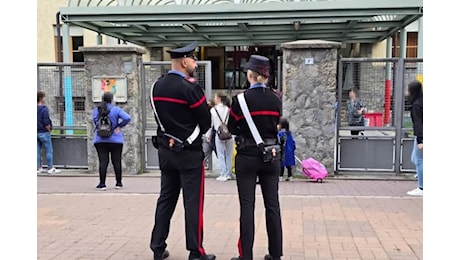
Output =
[
  {"x1": 336, "y1": 58, "x2": 422, "y2": 174},
  {"x1": 141, "y1": 61, "x2": 212, "y2": 169},
  {"x1": 37, "y1": 62, "x2": 88, "y2": 169}
]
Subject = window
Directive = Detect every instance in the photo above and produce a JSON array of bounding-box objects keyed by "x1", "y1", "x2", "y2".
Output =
[
  {"x1": 392, "y1": 32, "x2": 418, "y2": 58},
  {"x1": 54, "y1": 25, "x2": 84, "y2": 62},
  {"x1": 55, "y1": 96, "x2": 86, "y2": 114}
]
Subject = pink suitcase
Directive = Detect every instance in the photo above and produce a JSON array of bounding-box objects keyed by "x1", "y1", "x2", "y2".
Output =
[{"x1": 301, "y1": 158, "x2": 328, "y2": 183}]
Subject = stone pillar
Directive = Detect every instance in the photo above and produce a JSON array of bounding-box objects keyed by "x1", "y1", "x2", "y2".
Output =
[
  {"x1": 80, "y1": 46, "x2": 146, "y2": 175},
  {"x1": 281, "y1": 40, "x2": 341, "y2": 174}
]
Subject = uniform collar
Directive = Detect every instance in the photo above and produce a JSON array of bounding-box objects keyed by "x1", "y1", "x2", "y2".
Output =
[
  {"x1": 168, "y1": 70, "x2": 186, "y2": 78},
  {"x1": 249, "y1": 83, "x2": 266, "y2": 89}
]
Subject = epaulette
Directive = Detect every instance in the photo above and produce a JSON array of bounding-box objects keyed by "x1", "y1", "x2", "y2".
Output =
[{"x1": 185, "y1": 76, "x2": 198, "y2": 84}]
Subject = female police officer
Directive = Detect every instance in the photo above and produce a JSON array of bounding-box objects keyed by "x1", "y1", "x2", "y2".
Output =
[{"x1": 228, "y1": 55, "x2": 283, "y2": 260}]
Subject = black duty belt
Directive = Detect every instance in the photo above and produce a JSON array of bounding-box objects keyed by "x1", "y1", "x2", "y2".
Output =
[{"x1": 236, "y1": 136, "x2": 278, "y2": 148}]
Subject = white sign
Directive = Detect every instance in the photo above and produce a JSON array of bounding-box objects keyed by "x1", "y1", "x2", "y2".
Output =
[
  {"x1": 92, "y1": 76, "x2": 128, "y2": 103},
  {"x1": 305, "y1": 58, "x2": 314, "y2": 65}
]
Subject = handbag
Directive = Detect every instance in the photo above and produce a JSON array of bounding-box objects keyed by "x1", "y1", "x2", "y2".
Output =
[{"x1": 237, "y1": 93, "x2": 281, "y2": 163}]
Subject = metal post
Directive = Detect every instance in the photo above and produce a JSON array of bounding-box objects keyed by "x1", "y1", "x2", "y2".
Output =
[
  {"x1": 277, "y1": 55, "x2": 282, "y2": 94},
  {"x1": 400, "y1": 28, "x2": 407, "y2": 58},
  {"x1": 416, "y1": 18, "x2": 423, "y2": 83},
  {"x1": 97, "y1": 33, "x2": 103, "y2": 45},
  {"x1": 393, "y1": 58, "x2": 405, "y2": 174},
  {"x1": 384, "y1": 37, "x2": 393, "y2": 126},
  {"x1": 204, "y1": 60, "x2": 212, "y2": 100},
  {"x1": 335, "y1": 56, "x2": 343, "y2": 173},
  {"x1": 62, "y1": 23, "x2": 74, "y2": 135}
]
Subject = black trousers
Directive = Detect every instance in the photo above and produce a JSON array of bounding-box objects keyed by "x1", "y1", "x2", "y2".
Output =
[
  {"x1": 280, "y1": 166, "x2": 292, "y2": 177},
  {"x1": 94, "y1": 142, "x2": 123, "y2": 185},
  {"x1": 235, "y1": 153, "x2": 283, "y2": 260},
  {"x1": 150, "y1": 147, "x2": 207, "y2": 260}
]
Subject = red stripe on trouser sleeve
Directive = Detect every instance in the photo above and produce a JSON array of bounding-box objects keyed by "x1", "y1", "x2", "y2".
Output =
[
  {"x1": 238, "y1": 237, "x2": 243, "y2": 258},
  {"x1": 198, "y1": 163, "x2": 206, "y2": 255}
]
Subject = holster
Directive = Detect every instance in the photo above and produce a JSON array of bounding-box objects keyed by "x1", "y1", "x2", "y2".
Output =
[
  {"x1": 155, "y1": 133, "x2": 185, "y2": 152},
  {"x1": 261, "y1": 144, "x2": 281, "y2": 163}
]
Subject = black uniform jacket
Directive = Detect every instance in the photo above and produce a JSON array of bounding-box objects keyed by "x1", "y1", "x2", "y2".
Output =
[
  {"x1": 151, "y1": 72, "x2": 211, "y2": 150},
  {"x1": 228, "y1": 87, "x2": 282, "y2": 154}
]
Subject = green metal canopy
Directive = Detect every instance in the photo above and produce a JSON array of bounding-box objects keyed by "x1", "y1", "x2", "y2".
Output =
[{"x1": 60, "y1": 0, "x2": 423, "y2": 47}]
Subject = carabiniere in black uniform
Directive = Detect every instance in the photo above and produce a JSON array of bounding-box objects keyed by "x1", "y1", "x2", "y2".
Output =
[
  {"x1": 149, "y1": 41, "x2": 215, "y2": 260},
  {"x1": 228, "y1": 55, "x2": 283, "y2": 260}
]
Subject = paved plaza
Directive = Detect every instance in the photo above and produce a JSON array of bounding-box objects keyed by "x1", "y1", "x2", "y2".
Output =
[{"x1": 37, "y1": 173, "x2": 422, "y2": 260}]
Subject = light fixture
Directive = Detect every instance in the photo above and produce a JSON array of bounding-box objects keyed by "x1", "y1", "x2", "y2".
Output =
[{"x1": 294, "y1": 21, "x2": 300, "y2": 31}]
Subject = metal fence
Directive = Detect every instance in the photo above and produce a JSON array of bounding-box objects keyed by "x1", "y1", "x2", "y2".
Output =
[
  {"x1": 336, "y1": 58, "x2": 422, "y2": 174},
  {"x1": 37, "y1": 63, "x2": 88, "y2": 168}
]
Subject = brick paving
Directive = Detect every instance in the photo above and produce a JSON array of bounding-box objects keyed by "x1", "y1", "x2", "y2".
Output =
[{"x1": 37, "y1": 174, "x2": 422, "y2": 260}]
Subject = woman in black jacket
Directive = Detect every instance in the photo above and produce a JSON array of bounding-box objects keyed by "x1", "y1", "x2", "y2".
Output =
[
  {"x1": 406, "y1": 81, "x2": 423, "y2": 196},
  {"x1": 228, "y1": 55, "x2": 283, "y2": 260}
]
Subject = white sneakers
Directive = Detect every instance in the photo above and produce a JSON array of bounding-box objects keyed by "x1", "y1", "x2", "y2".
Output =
[
  {"x1": 47, "y1": 167, "x2": 61, "y2": 174},
  {"x1": 216, "y1": 176, "x2": 226, "y2": 181},
  {"x1": 216, "y1": 175, "x2": 232, "y2": 181},
  {"x1": 407, "y1": 188, "x2": 423, "y2": 196},
  {"x1": 37, "y1": 167, "x2": 61, "y2": 174}
]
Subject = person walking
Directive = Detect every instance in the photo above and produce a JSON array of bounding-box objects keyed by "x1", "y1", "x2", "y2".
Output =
[
  {"x1": 208, "y1": 93, "x2": 234, "y2": 181},
  {"x1": 278, "y1": 118, "x2": 296, "y2": 182},
  {"x1": 346, "y1": 88, "x2": 366, "y2": 136},
  {"x1": 92, "y1": 92, "x2": 131, "y2": 190},
  {"x1": 406, "y1": 81, "x2": 423, "y2": 196},
  {"x1": 37, "y1": 91, "x2": 60, "y2": 174},
  {"x1": 149, "y1": 41, "x2": 215, "y2": 260},
  {"x1": 228, "y1": 55, "x2": 283, "y2": 260}
]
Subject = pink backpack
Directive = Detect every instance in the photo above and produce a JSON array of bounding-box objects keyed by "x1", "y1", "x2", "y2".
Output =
[{"x1": 301, "y1": 158, "x2": 328, "y2": 183}]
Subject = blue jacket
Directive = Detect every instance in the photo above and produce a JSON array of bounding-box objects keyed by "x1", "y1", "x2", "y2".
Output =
[
  {"x1": 37, "y1": 105, "x2": 52, "y2": 133},
  {"x1": 93, "y1": 104, "x2": 131, "y2": 144},
  {"x1": 278, "y1": 130, "x2": 296, "y2": 167}
]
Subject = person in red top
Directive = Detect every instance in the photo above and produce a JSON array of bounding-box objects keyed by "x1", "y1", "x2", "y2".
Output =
[
  {"x1": 228, "y1": 55, "x2": 283, "y2": 260},
  {"x1": 149, "y1": 41, "x2": 215, "y2": 260}
]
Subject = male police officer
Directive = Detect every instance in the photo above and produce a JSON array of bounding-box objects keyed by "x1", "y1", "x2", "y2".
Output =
[{"x1": 149, "y1": 41, "x2": 215, "y2": 260}]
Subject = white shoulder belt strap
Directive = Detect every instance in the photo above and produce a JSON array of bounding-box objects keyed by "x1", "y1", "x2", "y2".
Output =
[
  {"x1": 237, "y1": 93, "x2": 264, "y2": 146},
  {"x1": 150, "y1": 80, "x2": 200, "y2": 144}
]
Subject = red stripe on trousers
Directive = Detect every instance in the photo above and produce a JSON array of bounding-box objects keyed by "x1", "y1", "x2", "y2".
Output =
[
  {"x1": 190, "y1": 95, "x2": 206, "y2": 108},
  {"x1": 153, "y1": 96, "x2": 187, "y2": 104},
  {"x1": 198, "y1": 163, "x2": 206, "y2": 255},
  {"x1": 238, "y1": 237, "x2": 243, "y2": 258}
]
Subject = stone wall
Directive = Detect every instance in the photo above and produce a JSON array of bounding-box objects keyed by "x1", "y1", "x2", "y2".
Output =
[
  {"x1": 281, "y1": 40, "x2": 341, "y2": 174},
  {"x1": 80, "y1": 46, "x2": 146, "y2": 175}
]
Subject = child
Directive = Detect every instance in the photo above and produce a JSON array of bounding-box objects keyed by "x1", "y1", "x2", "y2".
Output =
[{"x1": 278, "y1": 118, "x2": 296, "y2": 181}]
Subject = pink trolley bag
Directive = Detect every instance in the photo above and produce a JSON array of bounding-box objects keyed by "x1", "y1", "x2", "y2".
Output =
[{"x1": 301, "y1": 157, "x2": 328, "y2": 183}]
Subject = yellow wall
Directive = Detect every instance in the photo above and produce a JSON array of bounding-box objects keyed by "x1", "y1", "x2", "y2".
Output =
[
  {"x1": 372, "y1": 40, "x2": 388, "y2": 58},
  {"x1": 37, "y1": 0, "x2": 66, "y2": 62},
  {"x1": 37, "y1": 0, "x2": 150, "y2": 62}
]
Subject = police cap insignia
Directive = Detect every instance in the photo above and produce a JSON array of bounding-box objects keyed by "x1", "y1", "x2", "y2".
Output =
[{"x1": 167, "y1": 41, "x2": 198, "y2": 59}]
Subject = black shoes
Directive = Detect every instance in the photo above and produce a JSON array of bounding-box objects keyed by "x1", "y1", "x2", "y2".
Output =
[
  {"x1": 230, "y1": 258, "x2": 242, "y2": 260},
  {"x1": 96, "y1": 183, "x2": 107, "y2": 191},
  {"x1": 153, "y1": 250, "x2": 169, "y2": 260},
  {"x1": 191, "y1": 254, "x2": 216, "y2": 260}
]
